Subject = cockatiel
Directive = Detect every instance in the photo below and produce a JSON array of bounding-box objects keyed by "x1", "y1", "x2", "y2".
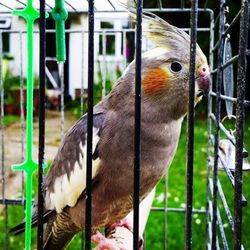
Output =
[{"x1": 11, "y1": 11, "x2": 211, "y2": 250}]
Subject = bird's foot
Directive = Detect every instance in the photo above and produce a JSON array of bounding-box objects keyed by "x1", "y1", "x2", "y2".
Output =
[
  {"x1": 92, "y1": 218, "x2": 144, "y2": 250},
  {"x1": 92, "y1": 231, "x2": 121, "y2": 250},
  {"x1": 106, "y1": 218, "x2": 144, "y2": 250},
  {"x1": 108, "y1": 218, "x2": 133, "y2": 233}
]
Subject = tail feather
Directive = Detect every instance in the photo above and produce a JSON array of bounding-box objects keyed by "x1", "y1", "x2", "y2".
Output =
[
  {"x1": 43, "y1": 209, "x2": 79, "y2": 250},
  {"x1": 43, "y1": 230, "x2": 77, "y2": 250},
  {"x1": 9, "y1": 210, "x2": 53, "y2": 235},
  {"x1": 9, "y1": 221, "x2": 26, "y2": 235}
]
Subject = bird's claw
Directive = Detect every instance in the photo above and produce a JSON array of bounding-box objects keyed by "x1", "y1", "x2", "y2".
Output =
[
  {"x1": 108, "y1": 218, "x2": 143, "y2": 250},
  {"x1": 92, "y1": 231, "x2": 121, "y2": 250},
  {"x1": 108, "y1": 218, "x2": 133, "y2": 233},
  {"x1": 92, "y1": 220, "x2": 144, "y2": 250}
]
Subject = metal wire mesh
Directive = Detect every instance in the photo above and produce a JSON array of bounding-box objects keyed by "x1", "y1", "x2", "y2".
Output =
[{"x1": 207, "y1": 0, "x2": 250, "y2": 249}]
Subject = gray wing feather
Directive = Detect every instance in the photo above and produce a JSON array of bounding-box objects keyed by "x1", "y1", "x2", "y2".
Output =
[{"x1": 45, "y1": 111, "x2": 106, "y2": 193}]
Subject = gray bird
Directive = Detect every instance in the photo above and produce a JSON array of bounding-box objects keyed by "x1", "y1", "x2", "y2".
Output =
[{"x1": 11, "y1": 11, "x2": 211, "y2": 249}]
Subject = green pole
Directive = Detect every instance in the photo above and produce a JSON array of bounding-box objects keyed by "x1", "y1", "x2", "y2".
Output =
[
  {"x1": 12, "y1": 1, "x2": 48, "y2": 249},
  {"x1": 52, "y1": 0, "x2": 68, "y2": 62}
]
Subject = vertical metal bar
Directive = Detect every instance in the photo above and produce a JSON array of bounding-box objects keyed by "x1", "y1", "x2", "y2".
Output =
[
  {"x1": 206, "y1": 10, "x2": 214, "y2": 247},
  {"x1": 37, "y1": 0, "x2": 46, "y2": 248},
  {"x1": 101, "y1": 31, "x2": 106, "y2": 99},
  {"x1": 185, "y1": 0, "x2": 198, "y2": 249},
  {"x1": 1, "y1": 30, "x2": 9, "y2": 250},
  {"x1": 0, "y1": 30, "x2": 8, "y2": 250},
  {"x1": 181, "y1": 0, "x2": 185, "y2": 9},
  {"x1": 0, "y1": 31, "x2": 4, "y2": 205},
  {"x1": 122, "y1": 30, "x2": 127, "y2": 70},
  {"x1": 5, "y1": 204, "x2": 9, "y2": 249},
  {"x1": 164, "y1": 173, "x2": 169, "y2": 250},
  {"x1": 134, "y1": 0, "x2": 143, "y2": 249},
  {"x1": 59, "y1": 63, "x2": 65, "y2": 139},
  {"x1": 80, "y1": 32, "x2": 85, "y2": 250},
  {"x1": 0, "y1": 31, "x2": 7, "y2": 249},
  {"x1": 81, "y1": 31, "x2": 84, "y2": 116},
  {"x1": 85, "y1": 0, "x2": 94, "y2": 248},
  {"x1": 234, "y1": 0, "x2": 249, "y2": 249},
  {"x1": 212, "y1": 1, "x2": 225, "y2": 248},
  {"x1": 157, "y1": 0, "x2": 163, "y2": 9},
  {"x1": 19, "y1": 32, "x2": 25, "y2": 202}
]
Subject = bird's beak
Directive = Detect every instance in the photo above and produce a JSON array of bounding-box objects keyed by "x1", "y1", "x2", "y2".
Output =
[{"x1": 196, "y1": 64, "x2": 211, "y2": 97}]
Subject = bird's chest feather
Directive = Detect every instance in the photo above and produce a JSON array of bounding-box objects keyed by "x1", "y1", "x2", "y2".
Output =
[
  {"x1": 91, "y1": 118, "x2": 183, "y2": 227},
  {"x1": 140, "y1": 120, "x2": 182, "y2": 191},
  {"x1": 98, "y1": 117, "x2": 182, "y2": 196}
]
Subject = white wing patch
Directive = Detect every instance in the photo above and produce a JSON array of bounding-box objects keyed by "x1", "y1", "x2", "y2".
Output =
[{"x1": 45, "y1": 127, "x2": 101, "y2": 213}]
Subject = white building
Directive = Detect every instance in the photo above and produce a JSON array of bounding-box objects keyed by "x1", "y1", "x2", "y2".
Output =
[{"x1": 0, "y1": 0, "x2": 130, "y2": 99}]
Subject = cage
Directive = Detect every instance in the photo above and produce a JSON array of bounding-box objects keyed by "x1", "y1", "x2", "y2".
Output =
[{"x1": 0, "y1": 0, "x2": 249, "y2": 249}]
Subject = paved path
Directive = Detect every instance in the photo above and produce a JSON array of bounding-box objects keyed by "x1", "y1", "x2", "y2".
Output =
[{"x1": 0, "y1": 110, "x2": 76, "y2": 211}]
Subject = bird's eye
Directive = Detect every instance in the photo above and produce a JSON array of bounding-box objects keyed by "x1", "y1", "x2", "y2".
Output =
[{"x1": 170, "y1": 62, "x2": 182, "y2": 72}]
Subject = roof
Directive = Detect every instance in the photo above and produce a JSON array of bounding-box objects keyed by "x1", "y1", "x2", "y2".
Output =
[{"x1": 0, "y1": 0, "x2": 129, "y2": 13}]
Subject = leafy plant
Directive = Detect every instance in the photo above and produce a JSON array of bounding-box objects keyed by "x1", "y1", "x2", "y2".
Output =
[{"x1": 3, "y1": 69, "x2": 40, "y2": 109}]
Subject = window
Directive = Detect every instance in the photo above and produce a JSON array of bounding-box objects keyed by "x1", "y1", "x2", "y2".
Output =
[
  {"x1": 3, "y1": 33, "x2": 10, "y2": 53},
  {"x1": 99, "y1": 21, "x2": 115, "y2": 55},
  {"x1": 100, "y1": 21, "x2": 113, "y2": 29},
  {"x1": 0, "y1": 17, "x2": 11, "y2": 53}
]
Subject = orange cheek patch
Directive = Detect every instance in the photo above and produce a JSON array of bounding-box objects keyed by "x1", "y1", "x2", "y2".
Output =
[{"x1": 142, "y1": 68, "x2": 170, "y2": 95}]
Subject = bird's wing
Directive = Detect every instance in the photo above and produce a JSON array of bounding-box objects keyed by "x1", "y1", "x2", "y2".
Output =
[
  {"x1": 10, "y1": 111, "x2": 106, "y2": 235},
  {"x1": 44, "y1": 110, "x2": 106, "y2": 213}
]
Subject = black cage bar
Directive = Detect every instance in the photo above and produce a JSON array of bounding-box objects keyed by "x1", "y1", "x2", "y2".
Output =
[
  {"x1": 85, "y1": 0, "x2": 94, "y2": 248},
  {"x1": 211, "y1": 0, "x2": 225, "y2": 248},
  {"x1": 37, "y1": 0, "x2": 46, "y2": 249},
  {"x1": 234, "y1": 0, "x2": 249, "y2": 248},
  {"x1": 185, "y1": 0, "x2": 198, "y2": 248},
  {"x1": 207, "y1": 0, "x2": 250, "y2": 249},
  {"x1": 133, "y1": 0, "x2": 143, "y2": 249}
]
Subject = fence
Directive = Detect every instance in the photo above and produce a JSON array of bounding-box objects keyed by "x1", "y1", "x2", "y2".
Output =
[{"x1": 0, "y1": 0, "x2": 249, "y2": 249}]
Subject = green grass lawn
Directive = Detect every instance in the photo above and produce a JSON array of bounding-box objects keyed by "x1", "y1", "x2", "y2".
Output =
[
  {"x1": 144, "y1": 117, "x2": 250, "y2": 249},
  {"x1": 145, "y1": 118, "x2": 209, "y2": 249},
  {"x1": 0, "y1": 117, "x2": 250, "y2": 249}
]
